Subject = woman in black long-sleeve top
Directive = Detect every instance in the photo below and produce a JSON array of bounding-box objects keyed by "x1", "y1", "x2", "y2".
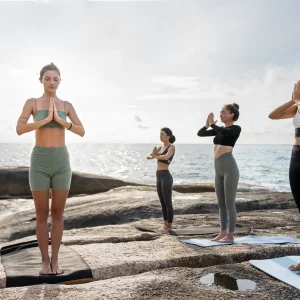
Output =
[{"x1": 197, "y1": 103, "x2": 241, "y2": 242}]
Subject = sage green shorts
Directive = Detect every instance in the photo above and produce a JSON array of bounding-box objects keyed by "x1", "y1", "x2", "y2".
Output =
[{"x1": 29, "y1": 146, "x2": 72, "y2": 191}]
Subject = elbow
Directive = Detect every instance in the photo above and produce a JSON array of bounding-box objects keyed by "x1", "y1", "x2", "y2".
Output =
[
  {"x1": 268, "y1": 113, "x2": 274, "y2": 119},
  {"x1": 16, "y1": 126, "x2": 23, "y2": 136},
  {"x1": 80, "y1": 129, "x2": 85, "y2": 137},
  {"x1": 268, "y1": 113, "x2": 278, "y2": 120}
]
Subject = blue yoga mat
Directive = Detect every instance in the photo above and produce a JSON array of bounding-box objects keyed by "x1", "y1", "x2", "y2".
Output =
[
  {"x1": 181, "y1": 236, "x2": 300, "y2": 247},
  {"x1": 250, "y1": 256, "x2": 300, "y2": 290}
]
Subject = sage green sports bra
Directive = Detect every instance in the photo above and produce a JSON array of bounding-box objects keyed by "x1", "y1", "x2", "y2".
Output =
[{"x1": 33, "y1": 99, "x2": 67, "y2": 130}]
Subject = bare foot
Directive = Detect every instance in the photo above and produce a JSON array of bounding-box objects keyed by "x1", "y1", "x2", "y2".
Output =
[
  {"x1": 51, "y1": 261, "x2": 64, "y2": 275},
  {"x1": 211, "y1": 231, "x2": 228, "y2": 241},
  {"x1": 289, "y1": 263, "x2": 300, "y2": 271},
  {"x1": 39, "y1": 261, "x2": 52, "y2": 275},
  {"x1": 218, "y1": 233, "x2": 235, "y2": 243},
  {"x1": 218, "y1": 237, "x2": 234, "y2": 243},
  {"x1": 158, "y1": 226, "x2": 168, "y2": 231}
]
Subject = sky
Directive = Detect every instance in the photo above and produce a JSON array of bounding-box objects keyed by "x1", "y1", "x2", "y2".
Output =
[{"x1": 1, "y1": 0, "x2": 300, "y2": 144}]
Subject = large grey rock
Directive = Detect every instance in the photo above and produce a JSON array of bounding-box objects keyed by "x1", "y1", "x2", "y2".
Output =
[
  {"x1": 0, "y1": 188, "x2": 296, "y2": 242},
  {"x1": 0, "y1": 167, "x2": 143, "y2": 198},
  {"x1": 0, "y1": 168, "x2": 270, "y2": 198}
]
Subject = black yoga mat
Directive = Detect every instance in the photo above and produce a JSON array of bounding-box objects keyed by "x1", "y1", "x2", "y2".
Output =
[
  {"x1": 0, "y1": 240, "x2": 93, "y2": 288},
  {"x1": 136, "y1": 225, "x2": 251, "y2": 236}
]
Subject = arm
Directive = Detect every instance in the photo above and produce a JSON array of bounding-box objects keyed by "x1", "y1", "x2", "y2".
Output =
[
  {"x1": 268, "y1": 100, "x2": 297, "y2": 119},
  {"x1": 146, "y1": 146, "x2": 160, "y2": 160},
  {"x1": 210, "y1": 124, "x2": 241, "y2": 136},
  {"x1": 16, "y1": 99, "x2": 51, "y2": 135},
  {"x1": 197, "y1": 126, "x2": 217, "y2": 137},
  {"x1": 56, "y1": 102, "x2": 85, "y2": 137},
  {"x1": 152, "y1": 145, "x2": 175, "y2": 160}
]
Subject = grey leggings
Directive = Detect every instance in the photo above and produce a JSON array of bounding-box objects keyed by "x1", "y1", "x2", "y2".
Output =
[
  {"x1": 214, "y1": 152, "x2": 239, "y2": 233},
  {"x1": 156, "y1": 170, "x2": 173, "y2": 223}
]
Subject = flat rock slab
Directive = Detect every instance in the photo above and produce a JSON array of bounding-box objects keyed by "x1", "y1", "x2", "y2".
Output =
[
  {"x1": 0, "y1": 262, "x2": 299, "y2": 300},
  {"x1": 2, "y1": 230, "x2": 300, "y2": 289},
  {"x1": 2, "y1": 208, "x2": 300, "y2": 298},
  {"x1": 0, "y1": 189, "x2": 296, "y2": 242}
]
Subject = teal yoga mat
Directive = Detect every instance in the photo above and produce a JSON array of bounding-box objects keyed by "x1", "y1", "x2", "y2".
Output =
[
  {"x1": 250, "y1": 256, "x2": 300, "y2": 290},
  {"x1": 181, "y1": 236, "x2": 300, "y2": 247}
]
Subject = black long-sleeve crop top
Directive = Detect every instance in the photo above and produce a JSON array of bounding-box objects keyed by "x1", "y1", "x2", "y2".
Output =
[{"x1": 197, "y1": 124, "x2": 241, "y2": 147}]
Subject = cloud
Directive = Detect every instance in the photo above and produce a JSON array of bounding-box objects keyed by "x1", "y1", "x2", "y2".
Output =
[
  {"x1": 134, "y1": 115, "x2": 143, "y2": 122},
  {"x1": 1, "y1": 1, "x2": 300, "y2": 143},
  {"x1": 152, "y1": 76, "x2": 201, "y2": 89},
  {"x1": 137, "y1": 124, "x2": 149, "y2": 130}
]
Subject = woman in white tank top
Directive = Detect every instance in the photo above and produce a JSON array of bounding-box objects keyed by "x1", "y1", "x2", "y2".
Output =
[{"x1": 269, "y1": 81, "x2": 300, "y2": 272}]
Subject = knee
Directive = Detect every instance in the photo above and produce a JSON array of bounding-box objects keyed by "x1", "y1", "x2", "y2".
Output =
[
  {"x1": 51, "y1": 208, "x2": 64, "y2": 221},
  {"x1": 226, "y1": 201, "x2": 236, "y2": 213},
  {"x1": 166, "y1": 204, "x2": 173, "y2": 211},
  {"x1": 217, "y1": 199, "x2": 226, "y2": 209},
  {"x1": 36, "y1": 209, "x2": 49, "y2": 223}
]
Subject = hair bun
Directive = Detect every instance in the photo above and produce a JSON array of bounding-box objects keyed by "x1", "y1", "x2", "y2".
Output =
[{"x1": 233, "y1": 103, "x2": 239, "y2": 110}]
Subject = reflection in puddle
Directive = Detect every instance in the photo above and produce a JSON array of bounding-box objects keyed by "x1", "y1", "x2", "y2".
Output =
[{"x1": 200, "y1": 273, "x2": 257, "y2": 291}]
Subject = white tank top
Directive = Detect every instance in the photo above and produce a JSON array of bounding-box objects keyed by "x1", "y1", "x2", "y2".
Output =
[{"x1": 293, "y1": 108, "x2": 300, "y2": 128}]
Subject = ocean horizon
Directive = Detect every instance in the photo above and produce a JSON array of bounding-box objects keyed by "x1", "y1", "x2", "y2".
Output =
[{"x1": 0, "y1": 143, "x2": 294, "y2": 193}]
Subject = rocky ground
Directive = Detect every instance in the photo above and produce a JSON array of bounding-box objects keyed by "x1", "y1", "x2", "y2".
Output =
[
  {"x1": 1, "y1": 168, "x2": 300, "y2": 299},
  {"x1": 0, "y1": 186, "x2": 300, "y2": 299}
]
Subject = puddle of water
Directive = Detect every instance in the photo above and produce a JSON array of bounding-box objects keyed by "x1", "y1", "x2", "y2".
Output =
[{"x1": 199, "y1": 273, "x2": 257, "y2": 291}]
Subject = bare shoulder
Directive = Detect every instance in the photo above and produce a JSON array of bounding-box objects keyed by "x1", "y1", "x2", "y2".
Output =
[
  {"x1": 60, "y1": 100, "x2": 74, "y2": 113},
  {"x1": 280, "y1": 104, "x2": 298, "y2": 119},
  {"x1": 64, "y1": 100, "x2": 74, "y2": 108},
  {"x1": 286, "y1": 104, "x2": 298, "y2": 113},
  {"x1": 57, "y1": 98, "x2": 70, "y2": 104},
  {"x1": 24, "y1": 98, "x2": 35, "y2": 109},
  {"x1": 291, "y1": 105, "x2": 298, "y2": 113},
  {"x1": 26, "y1": 98, "x2": 35, "y2": 104},
  {"x1": 169, "y1": 144, "x2": 175, "y2": 150},
  {"x1": 18, "y1": 98, "x2": 35, "y2": 119}
]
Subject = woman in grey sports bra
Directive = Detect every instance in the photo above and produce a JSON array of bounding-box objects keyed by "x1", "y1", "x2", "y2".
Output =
[
  {"x1": 147, "y1": 127, "x2": 176, "y2": 231},
  {"x1": 16, "y1": 63, "x2": 85, "y2": 275}
]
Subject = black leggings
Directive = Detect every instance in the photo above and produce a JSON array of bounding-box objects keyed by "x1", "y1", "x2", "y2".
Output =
[
  {"x1": 156, "y1": 170, "x2": 173, "y2": 223},
  {"x1": 289, "y1": 145, "x2": 300, "y2": 212}
]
